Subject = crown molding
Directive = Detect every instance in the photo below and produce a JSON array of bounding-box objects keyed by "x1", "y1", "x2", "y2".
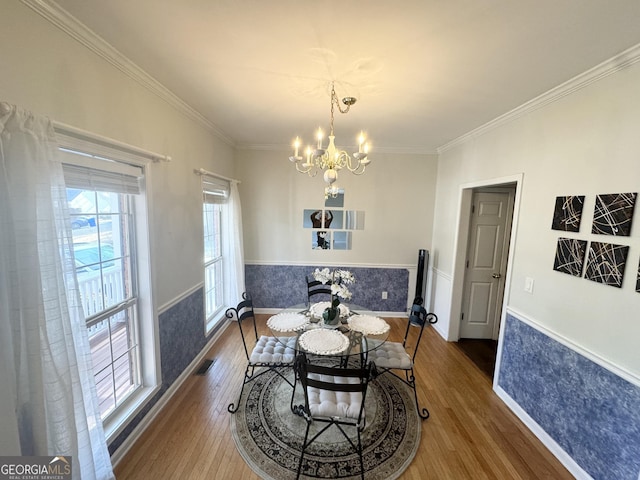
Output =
[
  {"x1": 237, "y1": 142, "x2": 437, "y2": 156},
  {"x1": 438, "y1": 42, "x2": 640, "y2": 154},
  {"x1": 21, "y1": 0, "x2": 236, "y2": 147}
]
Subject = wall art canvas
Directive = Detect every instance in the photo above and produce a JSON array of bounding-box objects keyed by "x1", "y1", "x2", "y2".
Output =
[
  {"x1": 584, "y1": 242, "x2": 629, "y2": 288},
  {"x1": 591, "y1": 193, "x2": 637, "y2": 236},
  {"x1": 553, "y1": 238, "x2": 588, "y2": 277},
  {"x1": 637, "y1": 259, "x2": 640, "y2": 293},
  {"x1": 312, "y1": 231, "x2": 331, "y2": 250},
  {"x1": 551, "y1": 195, "x2": 585, "y2": 232}
]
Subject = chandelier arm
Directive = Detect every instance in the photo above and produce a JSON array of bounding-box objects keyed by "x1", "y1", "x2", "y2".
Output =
[{"x1": 295, "y1": 162, "x2": 317, "y2": 177}]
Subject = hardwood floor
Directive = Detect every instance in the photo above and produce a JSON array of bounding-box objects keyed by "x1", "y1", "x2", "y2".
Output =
[
  {"x1": 456, "y1": 338, "x2": 499, "y2": 380},
  {"x1": 114, "y1": 315, "x2": 574, "y2": 479}
]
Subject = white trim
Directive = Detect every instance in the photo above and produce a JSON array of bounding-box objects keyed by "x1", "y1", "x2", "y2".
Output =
[
  {"x1": 449, "y1": 173, "x2": 523, "y2": 343},
  {"x1": 20, "y1": 0, "x2": 235, "y2": 147},
  {"x1": 109, "y1": 321, "x2": 231, "y2": 467},
  {"x1": 431, "y1": 267, "x2": 452, "y2": 282},
  {"x1": 504, "y1": 307, "x2": 640, "y2": 388},
  {"x1": 157, "y1": 282, "x2": 204, "y2": 315},
  {"x1": 438, "y1": 43, "x2": 640, "y2": 153},
  {"x1": 245, "y1": 260, "x2": 414, "y2": 269},
  {"x1": 494, "y1": 385, "x2": 592, "y2": 480}
]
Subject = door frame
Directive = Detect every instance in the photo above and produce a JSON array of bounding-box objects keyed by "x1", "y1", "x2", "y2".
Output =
[
  {"x1": 460, "y1": 187, "x2": 515, "y2": 340},
  {"x1": 448, "y1": 174, "x2": 523, "y2": 381}
]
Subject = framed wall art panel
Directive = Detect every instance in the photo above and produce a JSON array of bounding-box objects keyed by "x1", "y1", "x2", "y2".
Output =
[
  {"x1": 553, "y1": 237, "x2": 588, "y2": 277},
  {"x1": 551, "y1": 195, "x2": 585, "y2": 232},
  {"x1": 584, "y1": 242, "x2": 630, "y2": 288},
  {"x1": 591, "y1": 193, "x2": 637, "y2": 236}
]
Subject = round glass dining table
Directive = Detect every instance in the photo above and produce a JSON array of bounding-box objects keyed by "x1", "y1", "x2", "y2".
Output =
[{"x1": 267, "y1": 302, "x2": 390, "y2": 360}]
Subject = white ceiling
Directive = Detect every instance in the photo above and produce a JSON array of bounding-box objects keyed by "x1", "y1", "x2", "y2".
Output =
[{"x1": 53, "y1": 0, "x2": 640, "y2": 154}]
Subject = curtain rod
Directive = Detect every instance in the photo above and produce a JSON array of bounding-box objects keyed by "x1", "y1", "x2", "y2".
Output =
[
  {"x1": 53, "y1": 121, "x2": 172, "y2": 163},
  {"x1": 193, "y1": 168, "x2": 240, "y2": 184}
]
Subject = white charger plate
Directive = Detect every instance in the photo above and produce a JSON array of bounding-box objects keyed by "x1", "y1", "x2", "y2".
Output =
[
  {"x1": 298, "y1": 329, "x2": 349, "y2": 355},
  {"x1": 267, "y1": 312, "x2": 309, "y2": 332},
  {"x1": 347, "y1": 315, "x2": 390, "y2": 335}
]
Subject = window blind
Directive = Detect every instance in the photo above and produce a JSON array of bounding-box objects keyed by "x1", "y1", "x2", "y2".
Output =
[
  {"x1": 60, "y1": 149, "x2": 144, "y2": 194},
  {"x1": 202, "y1": 175, "x2": 229, "y2": 204}
]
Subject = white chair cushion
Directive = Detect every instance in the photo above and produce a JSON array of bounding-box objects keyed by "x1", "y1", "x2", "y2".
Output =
[
  {"x1": 367, "y1": 341, "x2": 413, "y2": 370},
  {"x1": 307, "y1": 373, "x2": 363, "y2": 420},
  {"x1": 250, "y1": 335, "x2": 297, "y2": 364}
]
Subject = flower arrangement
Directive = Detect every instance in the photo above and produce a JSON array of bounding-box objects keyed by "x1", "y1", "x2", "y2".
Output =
[{"x1": 313, "y1": 268, "x2": 355, "y2": 324}]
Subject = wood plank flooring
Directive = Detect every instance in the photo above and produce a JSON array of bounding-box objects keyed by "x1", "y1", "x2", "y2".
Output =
[{"x1": 114, "y1": 315, "x2": 574, "y2": 479}]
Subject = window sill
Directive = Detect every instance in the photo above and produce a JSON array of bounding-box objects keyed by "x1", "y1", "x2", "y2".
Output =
[
  {"x1": 205, "y1": 310, "x2": 227, "y2": 336},
  {"x1": 104, "y1": 384, "x2": 160, "y2": 445}
]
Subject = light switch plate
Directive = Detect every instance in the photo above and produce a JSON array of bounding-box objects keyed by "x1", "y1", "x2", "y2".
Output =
[{"x1": 524, "y1": 277, "x2": 534, "y2": 294}]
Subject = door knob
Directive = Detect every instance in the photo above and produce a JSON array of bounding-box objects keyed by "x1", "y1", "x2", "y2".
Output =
[{"x1": 492, "y1": 273, "x2": 501, "y2": 279}]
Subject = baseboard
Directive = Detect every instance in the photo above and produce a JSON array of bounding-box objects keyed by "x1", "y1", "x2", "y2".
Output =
[
  {"x1": 494, "y1": 385, "x2": 592, "y2": 480},
  {"x1": 109, "y1": 321, "x2": 231, "y2": 468}
]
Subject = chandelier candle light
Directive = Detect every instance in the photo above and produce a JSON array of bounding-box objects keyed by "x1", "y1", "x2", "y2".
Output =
[
  {"x1": 289, "y1": 83, "x2": 371, "y2": 199},
  {"x1": 313, "y1": 267, "x2": 355, "y2": 326}
]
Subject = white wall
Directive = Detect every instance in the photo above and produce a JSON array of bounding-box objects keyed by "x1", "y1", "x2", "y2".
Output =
[
  {"x1": 0, "y1": 1, "x2": 235, "y2": 306},
  {"x1": 236, "y1": 148, "x2": 438, "y2": 267},
  {"x1": 432, "y1": 57, "x2": 640, "y2": 377}
]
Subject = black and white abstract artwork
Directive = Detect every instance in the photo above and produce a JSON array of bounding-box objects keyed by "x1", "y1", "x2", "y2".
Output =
[
  {"x1": 636, "y1": 259, "x2": 640, "y2": 293},
  {"x1": 551, "y1": 195, "x2": 585, "y2": 232},
  {"x1": 584, "y1": 242, "x2": 629, "y2": 288},
  {"x1": 553, "y1": 238, "x2": 588, "y2": 277},
  {"x1": 591, "y1": 193, "x2": 637, "y2": 236}
]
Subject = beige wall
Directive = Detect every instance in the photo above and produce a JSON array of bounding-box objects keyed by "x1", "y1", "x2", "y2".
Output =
[
  {"x1": 432, "y1": 59, "x2": 640, "y2": 376},
  {"x1": 236, "y1": 148, "x2": 438, "y2": 268},
  {"x1": 0, "y1": 1, "x2": 235, "y2": 306}
]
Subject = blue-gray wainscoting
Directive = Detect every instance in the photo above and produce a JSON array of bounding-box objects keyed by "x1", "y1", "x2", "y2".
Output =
[
  {"x1": 244, "y1": 264, "x2": 409, "y2": 312},
  {"x1": 498, "y1": 313, "x2": 640, "y2": 480},
  {"x1": 108, "y1": 287, "x2": 212, "y2": 454}
]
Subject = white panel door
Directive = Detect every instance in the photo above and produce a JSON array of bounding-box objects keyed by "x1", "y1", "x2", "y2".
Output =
[{"x1": 460, "y1": 191, "x2": 512, "y2": 339}]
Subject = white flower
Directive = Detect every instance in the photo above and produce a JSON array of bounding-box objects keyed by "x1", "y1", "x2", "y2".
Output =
[
  {"x1": 313, "y1": 268, "x2": 355, "y2": 301},
  {"x1": 313, "y1": 267, "x2": 332, "y2": 284}
]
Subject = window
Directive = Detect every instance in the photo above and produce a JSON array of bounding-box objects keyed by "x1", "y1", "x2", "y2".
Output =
[
  {"x1": 202, "y1": 176, "x2": 230, "y2": 332},
  {"x1": 57, "y1": 134, "x2": 158, "y2": 441}
]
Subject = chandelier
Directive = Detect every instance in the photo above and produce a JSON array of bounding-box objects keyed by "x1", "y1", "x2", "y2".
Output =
[{"x1": 289, "y1": 83, "x2": 371, "y2": 198}]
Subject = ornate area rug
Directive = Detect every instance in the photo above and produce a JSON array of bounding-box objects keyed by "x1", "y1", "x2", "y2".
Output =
[{"x1": 230, "y1": 367, "x2": 420, "y2": 479}]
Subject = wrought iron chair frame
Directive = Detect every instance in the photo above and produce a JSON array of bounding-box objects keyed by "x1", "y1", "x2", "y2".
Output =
[
  {"x1": 367, "y1": 304, "x2": 437, "y2": 420},
  {"x1": 293, "y1": 353, "x2": 373, "y2": 480},
  {"x1": 227, "y1": 292, "x2": 297, "y2": 413},
  {"x1": 306, "y1": 275, "x2": 332, "y2": 303}
]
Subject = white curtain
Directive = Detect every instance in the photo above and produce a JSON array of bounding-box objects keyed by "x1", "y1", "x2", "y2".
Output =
[
  {"x1": 226, "y1": 180, "x2": 245, "y2": 305},
  {"x1": 0, "y1": 102, "x2": 114, "y2": 479}
]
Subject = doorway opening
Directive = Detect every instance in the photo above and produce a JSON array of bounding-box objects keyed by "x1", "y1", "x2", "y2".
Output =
[{"x1": 449, "y1": 175, "x2": 521, "y2": 382}]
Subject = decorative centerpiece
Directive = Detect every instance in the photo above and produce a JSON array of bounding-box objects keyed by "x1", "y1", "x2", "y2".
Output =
[{"x1": 312, "y1": 267, "x2": 355, "y2": 326}]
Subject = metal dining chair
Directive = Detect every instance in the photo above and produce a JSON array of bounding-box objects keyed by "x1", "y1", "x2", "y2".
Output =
[
  {"x1": 226, "y1": 292, "x2": 298, "y2": 413},
  {"x1": 293, "y1": 353, "x2": 374, "y2": 480},
  {"x1": 366, "y1": 303, "x2": 437, "y2": 420},
  {"x1": 306, "y1": 275, "x2": 332, "y2": 303}
]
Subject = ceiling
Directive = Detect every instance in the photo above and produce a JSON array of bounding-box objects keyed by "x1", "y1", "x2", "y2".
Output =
[{"x1": 53, "y1": 0, "x2": 640, "y2": 154}]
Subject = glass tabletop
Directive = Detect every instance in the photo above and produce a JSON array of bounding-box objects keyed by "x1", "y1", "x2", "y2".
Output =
[{"x1": 267, "y1": 303, "x2": 390, "y2": 358}]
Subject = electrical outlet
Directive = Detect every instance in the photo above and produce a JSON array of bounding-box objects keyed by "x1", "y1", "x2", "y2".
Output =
[{"x1": 381, "y1": 291, "x2": 388, "y2": 300}]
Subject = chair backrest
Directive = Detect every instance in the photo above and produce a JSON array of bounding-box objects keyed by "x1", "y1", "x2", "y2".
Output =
[
  {"x1": 295, "y1": 353, "x2": 372, "y2": 424},
  {"x1": 225, "y1": 292, "x2": 258, "y2": 361},
  {"x1": 402, "y1": 303, "x2": 438, "y2": 363},
  {"x1": 306, "y1": 275, "x2": 332, "y2": 302}
]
